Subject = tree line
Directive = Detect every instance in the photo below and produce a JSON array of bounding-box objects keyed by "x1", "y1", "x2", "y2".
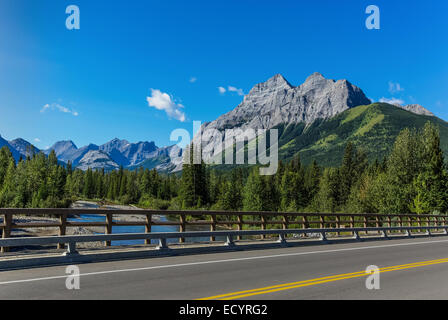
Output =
[{"x1": 0, "y1": 122, "x2": 446, "y2": 214}]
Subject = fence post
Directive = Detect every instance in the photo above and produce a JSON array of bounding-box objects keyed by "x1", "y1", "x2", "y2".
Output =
[
  {"x1": 58, "y1": 215, "x2": 67, "y2": 249},
  {"x1": 105, "y1": 213, "x2": 113, "y2": 247},
  {"x1": 304, "y1": 215, "x2": 309, "y2": 229},
  {"x1": 282, "y1": 215, "x2": 288, "y2": 230},
  {"x1": 237, "y1": 215, "x2": 243, "y2": 241},
  {"x1": 376, "y1": 216, "x2": 380, "y2": 235},
  {"x1": 1, "y1": 213, "x2": 12, "y2": 253},
  {"x1": 260, "y1": 215, "x2": 266, "y2": 240},
  {"x1": 180, "y1": 214, "x2": 186, "y2": 243},
  {"x1": 336, "y1": 215, "x2": 341, "y2": 237},
  {"x1": 145, "y1": 214, "x2": 152, "y2": 245},
  {"x1": 364, "y1": 216, "x2": 368, "y2": 235},
  {"x1": 210, "y1": 215, "x2": 217, "y2": 242},
  {"x1": 351, "y1": 215, "x2": 355, "y2": 236}
]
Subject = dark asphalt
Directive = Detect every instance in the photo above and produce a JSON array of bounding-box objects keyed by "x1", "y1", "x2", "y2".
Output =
[{"x1": 1, "y1": 237, "x2": 448, "y2": 299}]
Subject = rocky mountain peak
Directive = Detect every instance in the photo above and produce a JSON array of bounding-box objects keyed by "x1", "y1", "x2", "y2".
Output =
[
  {"x1": 247, "y1": 73, "x2": 293, "y2": 97},
  {"x1": 400, "y1": 104, "x2": 434, "y2": 117},
  {"x1": 9, "y1": 138, "x2": 40, "y2": 157},
  {"x1": 195, "y1": 72, "x2": 371, "y2": 163},
  {"x1": 304, "y1": 72, "x2": 326, "y2": 83},
  {"x1": 77, "y1": 150, "x2": 119, "y2": 171}
]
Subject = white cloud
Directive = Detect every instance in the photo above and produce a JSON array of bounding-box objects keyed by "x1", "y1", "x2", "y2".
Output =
[
  {"x1": 218, "y1": 86, "x2": 226, "y2": 94},
  {"x1": 379, "y1": 97, "x2": 405, "y2": 106},
  {"x1": 388, "y1": 81, "x2": 404, "y2": 94},
  {"x1": 189, "y1": 77, "x2": 197, "y2": 83},
  {"x1": 218, "y1": 85, "x2": 245, "y2": 96},
  {"x1": 41, "y1": 103, "x2": 79, "y2": 116},
  {"x1": 34, "y1": 138, "x2": 41, "y2": 143},
  {"x1": 228, "y1": 86, "x2": 244, "y2": 96},
  {"x1": 146, "y1": 89, "x2": 186, "y2": 122}
]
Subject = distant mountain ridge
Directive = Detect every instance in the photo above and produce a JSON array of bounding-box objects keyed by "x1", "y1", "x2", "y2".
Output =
[
  {"x1": 0, "y1": 72, "x2": 443, "y2": 171},
  {"x1": 42, "y1": 138, "x2": 178, "y2": 171}
]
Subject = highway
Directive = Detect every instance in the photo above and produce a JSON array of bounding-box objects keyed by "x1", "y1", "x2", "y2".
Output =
[{"x1": 1, "y1": 237, "x2": 448, "y2": 299}]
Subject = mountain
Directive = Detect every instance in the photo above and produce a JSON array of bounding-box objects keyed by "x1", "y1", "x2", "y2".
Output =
[
  {"x1": 195, "y1": 73, "x2": 371, "y2": 163},
  {"x1": 76, "y1": 150, "x2": 119, "y2": 171},
  {"x1": 45, "y1": 141, "x2": 99, "y2": 166},
  {"x1": 9, "y1": 138, "x2": 40, "y2": 157},
  {"x1": 0, "y1": 136, "x2": 21, "y2": 161},
  {"x1": 274, "y1": 103, "x2": 448, "y2": 166},
  {"x1": 200, "y1": 73, "x2": 370, "y2": 132},
  {"x1": 99, "y1": 138, "x2": 158, "y2": 166},
  {"x1": 191, "y1": 73, "x2": 447, "y2": 169},
  {"x1": 400, "y1": 104, "x2": 434, "y2": 116},
  {"x1": 44, "y1": 141, "x2": 78, "y2": 161},
  {"x1": 127, "y1": 145, "x2": 184, "y2": 171},
  {"x1": 2, "y1": 73, "x2": 444, "y2": 172},
  {"x1": 44, "y1": 138, "x2": 170, "y2": 171}
]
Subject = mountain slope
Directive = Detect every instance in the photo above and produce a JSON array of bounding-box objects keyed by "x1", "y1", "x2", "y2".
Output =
[
  {"x1": 99, "y1": 138, "x2": 158, "y2": 166},
  {"x1": 275, "y1": 103, "x2": 448, "y2": 166},
  {"x1": 0, "y1": 136, "x2": 21, "y2": 161},
  {"x1": 9, "y1": 138, "x2": 40, "y2": 157},
  {"x1": 195, "y1": 73, "x2": 371, "y2": 163},
  {"x1": 45, "y1": 141, "x2": 78, "y2": 161},
  {"x1": 76, "y1": 150, "x2": 119, "y2": 171}
]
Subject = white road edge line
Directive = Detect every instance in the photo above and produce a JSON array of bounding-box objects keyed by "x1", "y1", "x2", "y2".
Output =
[{"x1": 2, "y1": 238, "x2": 448, "y2": 285}]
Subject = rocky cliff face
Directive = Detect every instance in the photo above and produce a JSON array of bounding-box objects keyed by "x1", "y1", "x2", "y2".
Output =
[{"x1": 202, "y1": 73, "x2": 370, "y2": 132}]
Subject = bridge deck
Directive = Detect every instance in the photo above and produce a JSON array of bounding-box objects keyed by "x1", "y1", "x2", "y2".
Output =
[{"x1": 1, "y1": 236, "x2": 448, "y2": 300}]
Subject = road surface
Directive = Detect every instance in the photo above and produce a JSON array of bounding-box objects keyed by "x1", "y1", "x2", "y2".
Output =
[{"x1": 1, "y1": 236, "x2": 448, "y2": 299}]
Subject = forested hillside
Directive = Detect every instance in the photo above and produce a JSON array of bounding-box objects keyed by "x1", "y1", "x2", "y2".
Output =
[
  {"x1": 275, "y1": 103, "x2": 448, "y2": 166},
  {"x1": 0, "y1": 122, "x2": 446, "y2": 215}
]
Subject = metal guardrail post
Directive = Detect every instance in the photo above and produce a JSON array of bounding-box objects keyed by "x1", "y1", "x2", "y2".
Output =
[
  {"x1": 320, "y1": 231, "x2": 328, "y2": 243},
  {"x1": 226, "y1": 235, "x2": 235, "y2": 247},
  {"x1": 64, "y1": 241, "x2": 78, "y2": 256},
  {"x1": 278, "y1": 233, "x2": 287, "y2": 246},
  {"x1": 157, "y1": 238, "x2": 168, "y2": 250}
]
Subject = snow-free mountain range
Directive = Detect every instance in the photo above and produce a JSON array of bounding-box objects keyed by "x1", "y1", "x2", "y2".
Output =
[{"x1": 0, "y1": 72, "x2": 444, "y2": 171}]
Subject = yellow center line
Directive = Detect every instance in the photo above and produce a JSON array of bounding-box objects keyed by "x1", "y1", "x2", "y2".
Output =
[{"x1": 198, "y1": 257, "x2": 448, "y2": 300}]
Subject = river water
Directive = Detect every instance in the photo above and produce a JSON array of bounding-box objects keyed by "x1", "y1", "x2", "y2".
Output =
[{"x1": 67, "y1": 213, "x2": 221, "y2": 246}]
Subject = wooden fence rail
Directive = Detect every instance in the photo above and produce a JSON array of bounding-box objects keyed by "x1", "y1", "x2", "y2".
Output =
[{"x1": 1, "y1": 208, "x2": 447, "y2": 252}]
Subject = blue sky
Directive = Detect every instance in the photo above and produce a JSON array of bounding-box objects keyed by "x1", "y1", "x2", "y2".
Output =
[{"x1": 0, "y1": 0, "x2": 447, "y2": 149}]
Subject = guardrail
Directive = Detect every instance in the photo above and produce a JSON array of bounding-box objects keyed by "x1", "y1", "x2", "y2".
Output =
[
  {"x1": 1, "y1": 208, "x2": 448, "y2": 253},
  {"x1": 0, "y1": 226, "x2": 447, "y2": 256}
]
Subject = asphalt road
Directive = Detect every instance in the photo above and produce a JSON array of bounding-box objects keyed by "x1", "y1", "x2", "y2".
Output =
[{"x1": 1, "y1": 237, "x2": 448, "y2": 300}]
